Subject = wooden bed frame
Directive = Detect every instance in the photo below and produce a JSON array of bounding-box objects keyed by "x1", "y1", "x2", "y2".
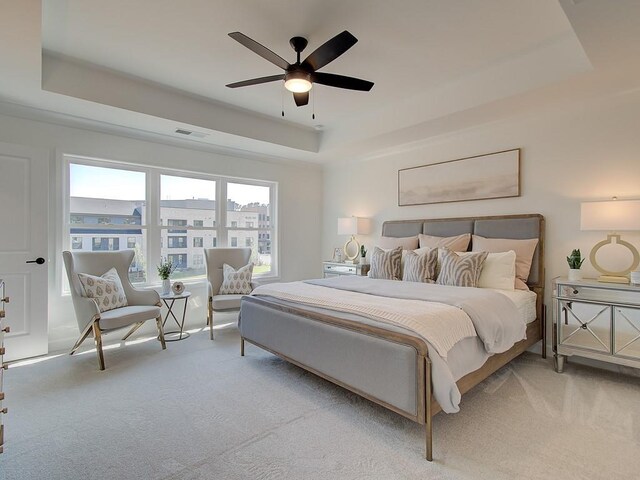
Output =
[{"x1": 240, "y1": 214, "x2": 545, "y2": 461}]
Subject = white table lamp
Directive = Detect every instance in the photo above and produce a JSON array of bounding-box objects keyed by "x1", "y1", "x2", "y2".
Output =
[
  {"x1": 337, "y1": 217, "x2": 371, "y2": 263},
  {"x1": 580, "y1": 199, "x2": 640, "y2": 283}
]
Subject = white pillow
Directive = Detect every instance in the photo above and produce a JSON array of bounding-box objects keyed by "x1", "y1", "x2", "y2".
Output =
[
  {"x1": 77, "y1": 267, "x2": 128, "y2": 312},
  {"x1": 459, "y1": 250, "x2": 517, "y2": 290},
  {"x1": 219, "y1": 263, "x2": 254, "y2": 294},
  {"x1": 377, "y1": 235, "x2": 419, "y2": 250}
]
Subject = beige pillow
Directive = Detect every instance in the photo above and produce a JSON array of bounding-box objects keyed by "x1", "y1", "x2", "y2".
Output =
[
  {"x1": 402, "y1": 249, "x2": 438, "y2": 283},
  {"x1": 419, "y1": 233, "x2": 471, "y2": 251},
  {"x1": 219, "y1": 263, "x2": 254, "y2": 294},
  {"x1": 471, "y1": 235, "x2": 539, "y2": 290},
  {"x1": 378, "y1": 235, "x2": 419, "y2": 250},
  {"x1": 436, "y1": 249, "x2": 488, "y2": 288},
  {"x1": 78, "y1": 267, "x2": 128, "y2": 313},
  {"x1": 459, "y1": 250, "x2": 516, "y2": 291},
  {"x1": 370, "y1": 246, "x2": 402, "y2": 280}
]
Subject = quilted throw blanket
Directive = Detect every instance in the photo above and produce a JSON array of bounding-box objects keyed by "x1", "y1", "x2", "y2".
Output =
[{"x1": 251, "y1": 276, "x2": 525, "y2": 358}]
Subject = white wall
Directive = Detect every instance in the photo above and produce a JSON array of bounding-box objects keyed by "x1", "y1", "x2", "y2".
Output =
[
  {"x1": 0, "y1": 110, "x2": 323, "y2": 352},
  {"x1": 323, "y1": 90, "x2": 640, "y2": 350}
]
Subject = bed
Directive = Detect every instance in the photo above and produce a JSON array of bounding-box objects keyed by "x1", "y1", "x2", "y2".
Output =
[{"x1": 239, "y1": 214, "x2": 545, "y2": 460}]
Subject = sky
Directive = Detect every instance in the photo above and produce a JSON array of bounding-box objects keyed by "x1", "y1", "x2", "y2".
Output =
[{"x1": 70, "y1": 163, "x2": 269, "y2": 205}]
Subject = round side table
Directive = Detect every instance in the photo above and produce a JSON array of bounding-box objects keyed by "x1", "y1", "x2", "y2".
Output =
[{"x1": 159, "y1": 291, "x2": 191, "y2": 341}]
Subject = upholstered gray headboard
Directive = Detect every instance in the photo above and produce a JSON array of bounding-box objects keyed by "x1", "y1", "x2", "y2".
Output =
[{"x1": 381, "y1": 214, "x2": 545, "y2": 288}]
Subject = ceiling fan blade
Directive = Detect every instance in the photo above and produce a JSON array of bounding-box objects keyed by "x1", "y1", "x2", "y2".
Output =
[
  {"x1": 226, "y1": 74, "x2": 284, "y2": 88},
  {"x1": 301, "y1": 31, "x2": 358, "y2": 71},
  {"x1": 228, "y1": 32, "x2": 290, "y2": 70},
  {"x1": 293, "y1": 91, "x2": 309, "y2": 106},
  {"x1": 312, "y1": 72, "x2": 374, "y2": 91}
]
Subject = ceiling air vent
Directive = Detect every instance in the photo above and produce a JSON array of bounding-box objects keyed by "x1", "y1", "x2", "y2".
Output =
[{"x1": 174, "y1": 128, "x2": 208, "y2": 138}]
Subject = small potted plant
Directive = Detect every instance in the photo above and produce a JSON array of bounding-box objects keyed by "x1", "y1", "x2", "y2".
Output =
[
  {"x1": 360, "y1": 245, "x2": 367, "y2": 265},
  {"x1": 157, "y1": 259, "x2": 175, "y2": 295},
  {"x1": 566, "y1": 249, "x2": 585, "y2": 281}
]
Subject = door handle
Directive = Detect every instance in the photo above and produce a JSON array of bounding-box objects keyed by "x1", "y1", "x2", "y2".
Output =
[{"x1": 26, "y1": 257, "x2": 46, "y2": 265}]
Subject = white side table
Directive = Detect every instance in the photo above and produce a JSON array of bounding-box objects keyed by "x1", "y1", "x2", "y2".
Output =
[{"x1": 160, "y1": 291, "x2": 192, "y2": 341}]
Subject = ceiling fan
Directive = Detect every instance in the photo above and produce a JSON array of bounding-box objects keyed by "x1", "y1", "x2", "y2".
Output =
[{"x1": 226, "y1": 30, "x2": 374, "y2": 107}]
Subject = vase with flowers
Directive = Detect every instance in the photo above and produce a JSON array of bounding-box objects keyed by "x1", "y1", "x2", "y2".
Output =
[{"x1": 157, "y1": 259, "x2": 175, "y2": 295}]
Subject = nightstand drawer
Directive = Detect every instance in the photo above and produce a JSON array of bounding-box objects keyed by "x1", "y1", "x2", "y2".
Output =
[
  {"x1": 558, "y1": 284, "x2": 640, "y2": 306},
  {"x1": 324, "y1": 264, "x2": 357, "y2": 275}
]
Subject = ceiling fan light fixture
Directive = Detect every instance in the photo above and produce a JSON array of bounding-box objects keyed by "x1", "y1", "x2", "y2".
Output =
[{"x1": 284, "y1": 71, "x2": 312, "y2": 93}]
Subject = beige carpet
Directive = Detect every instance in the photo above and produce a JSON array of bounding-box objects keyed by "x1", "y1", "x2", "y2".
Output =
[{"x1": 2, "y1": 326, "x2": 640, "y2": 480}]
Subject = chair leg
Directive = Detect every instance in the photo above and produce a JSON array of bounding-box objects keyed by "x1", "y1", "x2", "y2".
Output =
[
  {"x1": 70, "y1": 322, "x2": 93, "y2": 356},
  {"x1": 122, "y1": 322, "x2": 144, "y2": 341},
  {"x1": 92, "y1": 321, "x2": 105, "y2": 371},
  {"x1": 209, "y1": 300, "x2": 215, "y2": 341},
  {"x1": 156, "y1": 316, "x2": 167, "y2": 350},
  {"x1": 240, "y1": 336, "x2": 245, "y2": 356}
]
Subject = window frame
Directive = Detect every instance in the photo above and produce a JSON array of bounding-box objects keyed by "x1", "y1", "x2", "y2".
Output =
[{"x1": 61, "y1": 154, "x2": 278, "y2": 291}]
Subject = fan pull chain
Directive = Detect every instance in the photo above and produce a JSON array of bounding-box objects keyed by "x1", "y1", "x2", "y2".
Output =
[
  {"x1": 281, "y1": 87, "x2": 285, "y2": 117},
  {"x1": 312, "y1": 88, "x2": 315, "y2": 120}
]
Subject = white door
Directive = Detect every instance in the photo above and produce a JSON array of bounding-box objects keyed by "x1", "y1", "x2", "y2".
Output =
[{"x1": 0, "y1": 142, "x2": 49, "y2": 361}]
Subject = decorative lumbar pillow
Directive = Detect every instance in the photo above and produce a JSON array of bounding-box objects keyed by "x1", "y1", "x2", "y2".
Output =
[
  {"x1": 377, "y1": 235, "x2": 419, "y2": 250},
  {"x1": 219, "y1": 263, "x2": 254, "y2": 294},
  {"x1": 436, "y1": 249, "x2": 488, "y2": 288},
  {"x1": 77, "y1": 267, "x2": 128, "y2": 313},
  {"x1": 459, "y1": 250, "x2": 516, "y2": 290},
  {"x1": 471, "y1": 235, "x2": 538, "y2": 290},
  {"x1": 369, "y1": 246, "x2": 402, "y2": 280},
  {"x1": 419, "y1": 233, "x2": 471, "y2": 251},
  {"x1": 402, "y1": 248, "x2": 438, "y2": 283}
]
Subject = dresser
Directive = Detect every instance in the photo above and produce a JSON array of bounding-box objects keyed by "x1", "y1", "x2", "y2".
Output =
[
  {"x1": 553, "y1": 277, "x2": 640, "y2": 373},
  {"x1": 323, "y1": 261, "x2": 370, "y2": 278},
  {"x1": 0, "y1": 280, "x2": 7, "y2": 453}
]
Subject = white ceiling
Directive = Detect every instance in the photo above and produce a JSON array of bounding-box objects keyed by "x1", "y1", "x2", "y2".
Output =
[{"x1": 1, "y1": 1, "x2": 640, "y2": 163}]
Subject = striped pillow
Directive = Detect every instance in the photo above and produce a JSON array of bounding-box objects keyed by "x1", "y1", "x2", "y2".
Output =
[
  {"x1": 369, "y1": 246, "x2": 402, "y2": 280},
  {"x1": 436, "y1": 249, "x2": 488, "y2": 288},
  {"x1": 402, "y1": 249, "x2": 438, "y2": 283}
]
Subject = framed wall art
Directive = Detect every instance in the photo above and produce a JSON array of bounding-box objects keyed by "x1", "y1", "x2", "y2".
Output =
[{"x1": 398, "y1": 148, "x2": 520, "y2": 206}]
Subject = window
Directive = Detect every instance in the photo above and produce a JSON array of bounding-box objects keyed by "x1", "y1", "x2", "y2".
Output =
[
  {"x1": 68, "y1": 162, "x2": 146, "y2": 282},
  {"x1": 167, "y1": 254, "x2": 187, "y2": 269},
  {"x1": 167, "y1": 236, "x2": 187, "y2": 248},
  {"x1": 227, "y1": 182, "x2": 274, "y2": 275},
  {"x1": 161, "y1": 174, "x2": 217, "y2": 280},
  {"x1": 65, "y1": 157, "x2": 276, "y2": 288},
  {"x1": 92, "y1": 237, "x2": 120, "y2": 251}
]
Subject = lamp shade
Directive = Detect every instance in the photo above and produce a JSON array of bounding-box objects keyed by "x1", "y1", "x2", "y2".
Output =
[
  {"x1": 580, "y1": 200, "x2": 640, "y2": 231},
  {"x1": 337, "y1": 217, "x2": 371, "y2": 236}
]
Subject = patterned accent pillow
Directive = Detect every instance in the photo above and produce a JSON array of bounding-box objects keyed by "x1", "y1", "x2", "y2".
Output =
[
  {"x1": 219, "y1": 263, "x2": 254, "y2": 294},
  {"x1": 436, "y1": 249, "x2": 488, "y2": 288},
  {"x1": 402, "y1": 249, "x2": 438, "y2": 283},
  {"x1": 77, "y1": 267, "x2": 128, "y2": 313},
  {"x1": 369, "y1": 246, "x2": 402, "y2": 280}
]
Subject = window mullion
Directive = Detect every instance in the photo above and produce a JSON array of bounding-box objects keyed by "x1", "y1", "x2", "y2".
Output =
[
  {"x1": 218, "y1": 178, "x2": 228, "y2": 247},
  {"x1": 147, "y1": 170, "x2": 160, "y2": 282}
]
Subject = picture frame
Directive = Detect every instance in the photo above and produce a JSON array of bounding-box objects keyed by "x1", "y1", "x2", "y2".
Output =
[{"x1": 398, "y1": 148, "x2": 520, "y2": 206}]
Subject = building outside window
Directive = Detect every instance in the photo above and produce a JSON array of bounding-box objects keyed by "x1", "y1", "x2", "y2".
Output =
[
  {"x1": 193, "y1": 237, "x2": 203, "y2": 247},
  {"x1": 231, "y1": 221, "x2": 238, "y2": 227},
  {"x1": 212, "y1": 238, "x2": 217, "y2": 247},
  {"x1": 127, "y1": 237, "x2": 136, "y2": 248},
  {"x1": 193, "y1": 220, "x2": 203, "y2": 227},
  {"x1": 245, "y1": 238, "x2": 252, "y2": 247},
  {"x1": 193, "y1": 253, "x2": 203, "y2": 266},
  {"x1": 92, "y1": 237, "x2": 120, "y2": 251},
  {"x1": 231, "y1": 237, "x2": 237, "y2": 247},
  {"x1": 167, "y1": 254, "x2": 187, "y2": 269},
  {"x1": 71, "y1": 237, "x2": 82, "y2": 249}
]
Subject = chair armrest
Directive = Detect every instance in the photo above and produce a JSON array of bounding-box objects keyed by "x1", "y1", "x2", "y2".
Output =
[
  {"x1": 127, "y1": 287, "x2": 161, "y2": 306},
  {"x1": 71, "y1": 296, "x2": 100, "y2": 328}
]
